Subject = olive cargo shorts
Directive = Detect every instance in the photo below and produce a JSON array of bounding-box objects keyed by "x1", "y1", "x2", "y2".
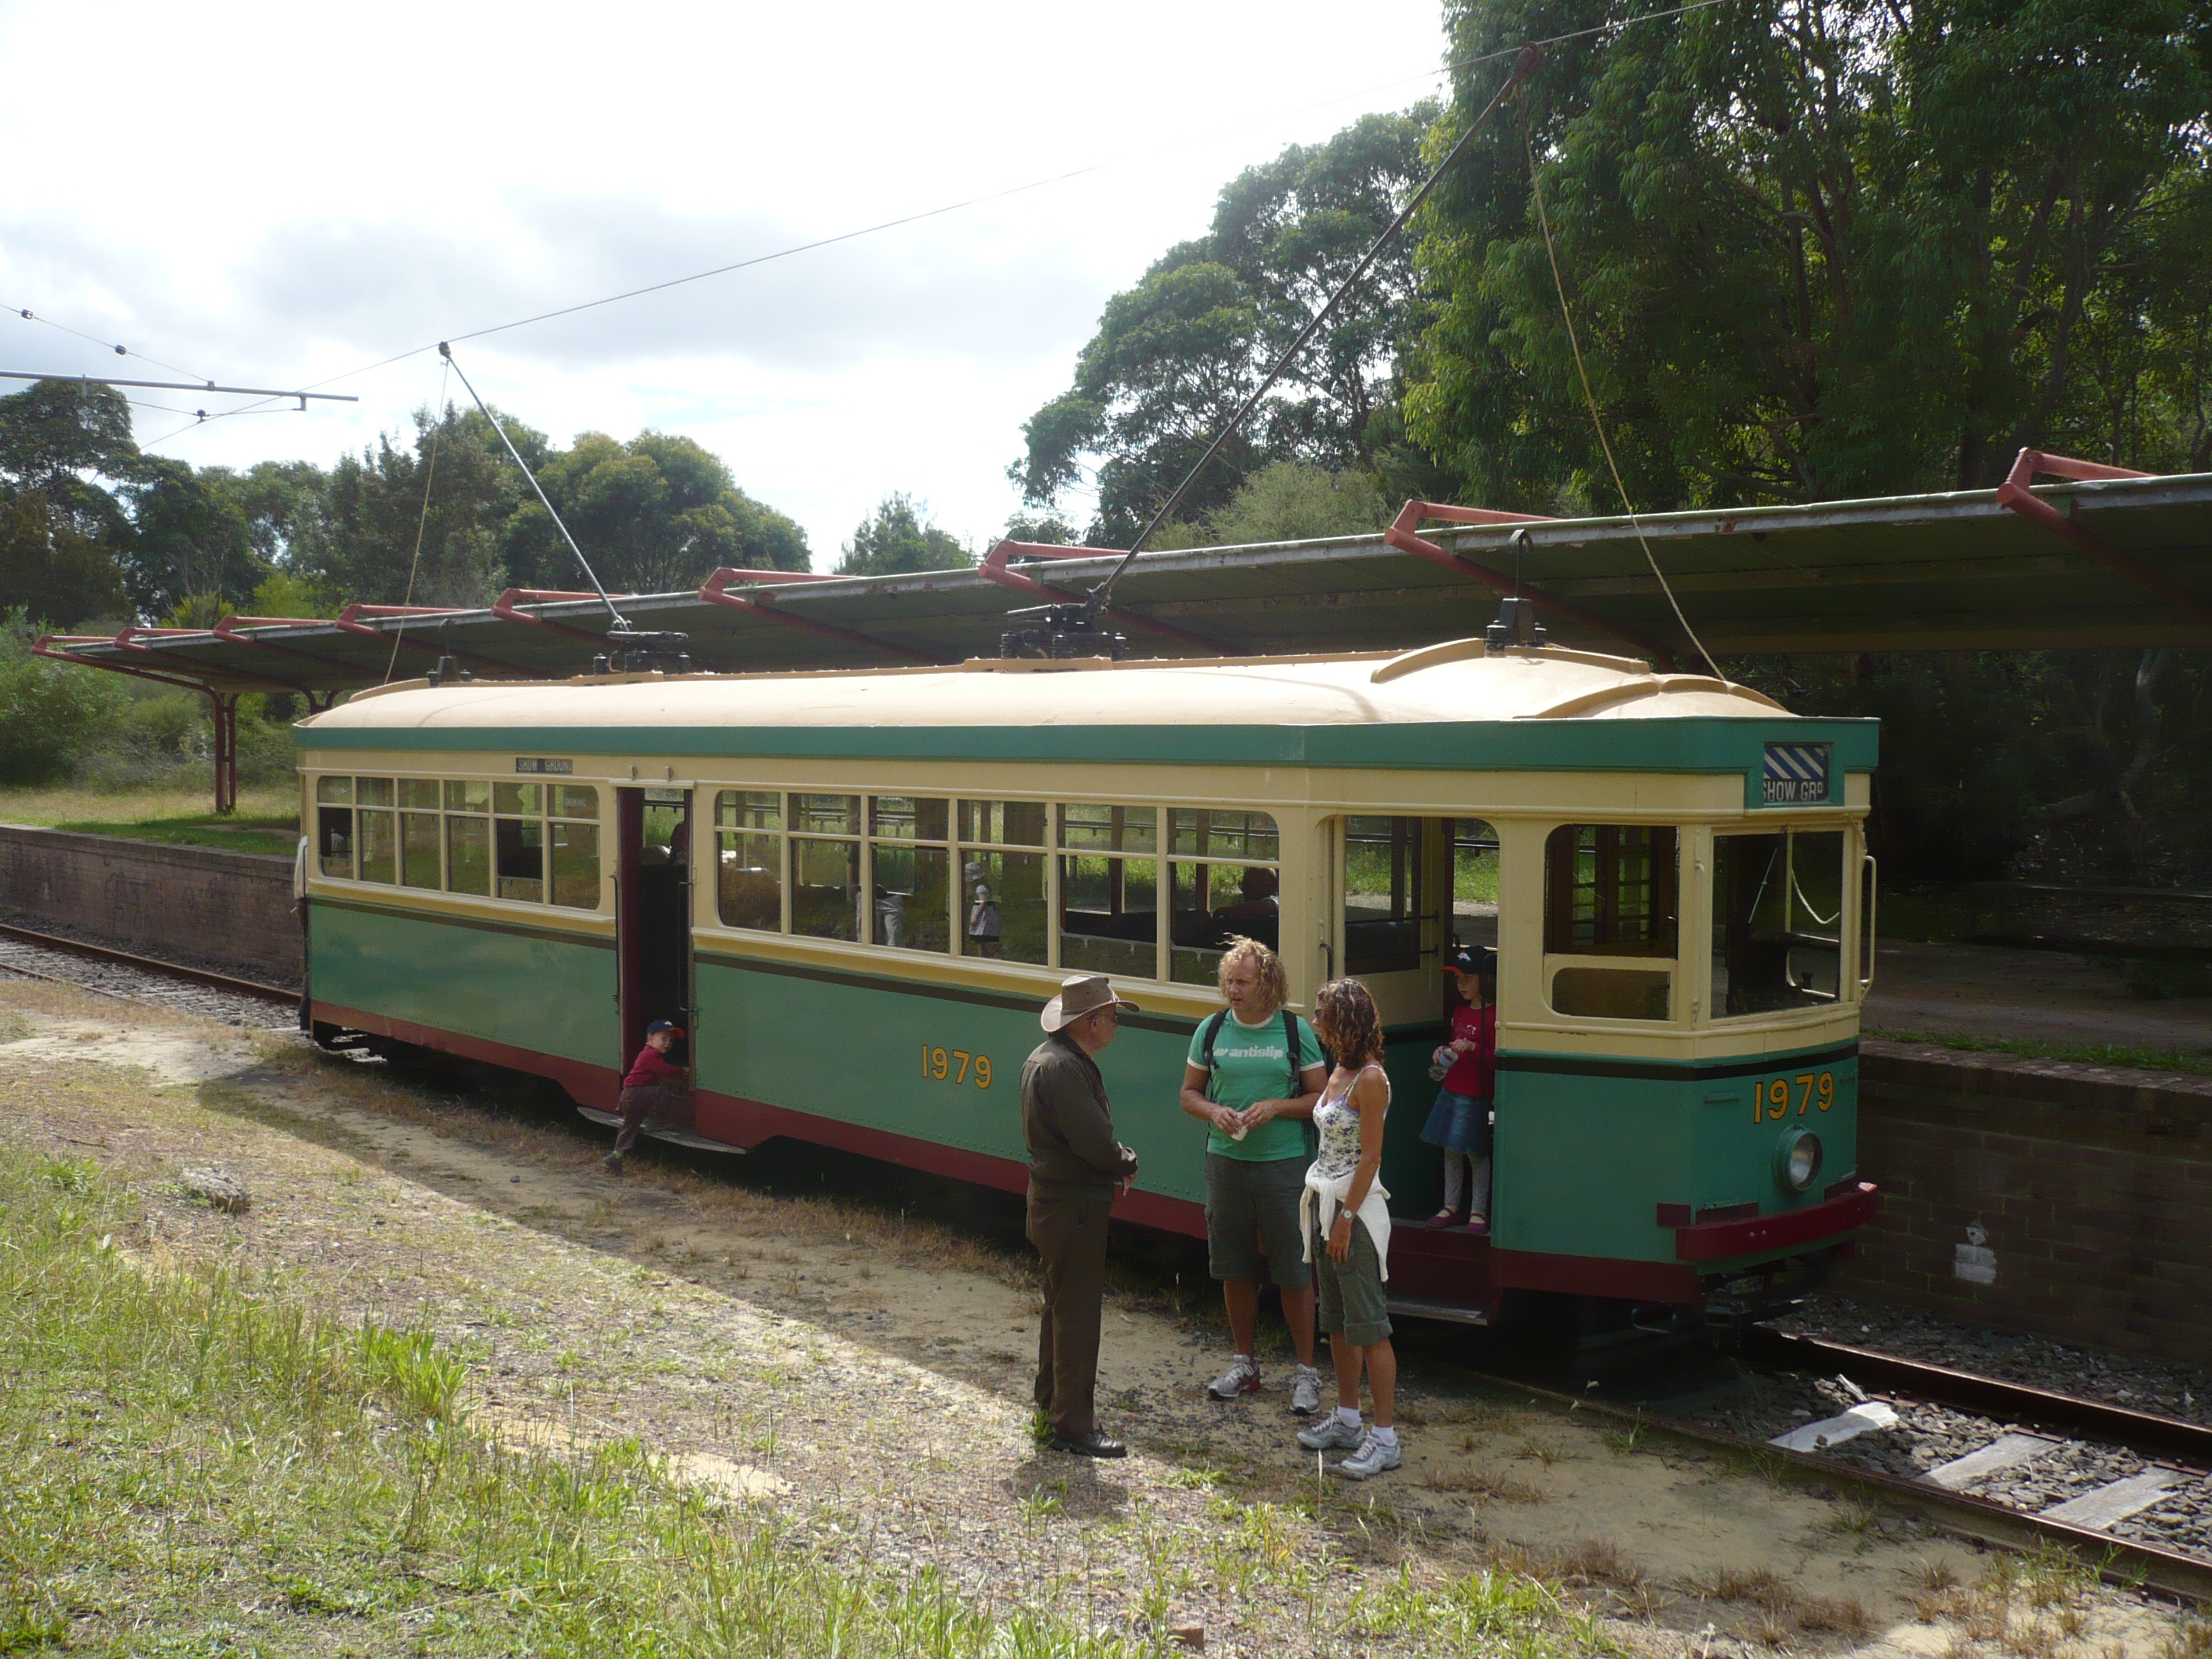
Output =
[
  {"x1": 1309, "y1": 1209, "x2": 1392, "y2": 1347},
  {"x1": 1204, "y1": 1152, "x2": 1313, "y2": 1288}
]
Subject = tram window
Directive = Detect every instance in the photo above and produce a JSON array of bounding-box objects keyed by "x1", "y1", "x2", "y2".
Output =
[
  {"x1": 868, "y1": 797, "x2": 950, "y2": 953},
  {"x1": 446, "y1": 814, "x2": 491, "y2": 895},
  {"x1": 398, "y1": 778, "x2": 440, "y2": 810},
  {"x1": 1551, "y1": 965, "x2": 1672, "y2": 1020},
  {"x1": 1059, "y1": 803, "x2": 1157, "y2": 855},
  {"x1": 495, "y1": 816, "x2": 544, "y2": 903},
  {"x1": 444, "y1": 779, "x2": 489, "y2": 813},
  {"x1": 316, "y1": 802, "x2": 353, "y2": 879},
  {"x1": 1170, "y1": 808, "x2": 1278, "y2": 861},
  {"x1": 494, "y1": 782, "x2": 540, "y2": 818},
  {"x1": 1344, "y1": 817, "x2": 1423, "y2": 973},
  {"x1": 958, "y1": 799, "x2": 1046, "y2": 846},
  {"x1": 549, "y1": 822, "x2": 599, "y2": 909},
  {"x1": 1170, "y1": 859, "x2": 1277, "y2": 984},
  {"x1": 315, "y1": 775, "x2": 352, "y2": 806},
  {"x1": 794, "y1": 793, "x2": 859, "y2": 837},
  {"x1": 961, "y1": 848, "x2": 1047, "y2": 963},
  {"x1": 1711, "y1": 829, "x2": 1845, "y2": 1016},
  {"x1": 714, "y1": 791, "x2": 782, "y2": 932},
  {"x1": 792, "y1": 837, "x2": 861, "y2": 941},
  {"x1": 357, "y1": 777, "x2": 394, "y2": 808},
  {"x1": 553, "y1": 785, "x2": 598, "y2": 820},
  {"x1": 1450, "y1": 819, "x2": 1501, "y2": 951},
  {"x1": 1060, "y1": 852, "x2": 1159, "y2": 979},
  {"x1": 400, "y1": 811, "x2": 441, "y2": 889},
  {"x1": 357, "y1": 807, "x2": 397, "y2": 884},
  {"x1": 1544, "y1": 825, "x2": 1677, "y2": 956}
]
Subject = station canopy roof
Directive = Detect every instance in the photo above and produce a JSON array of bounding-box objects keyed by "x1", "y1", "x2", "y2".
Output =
[{"x1": 36, "y1": 459, "x2": 2212, "y2": 700}]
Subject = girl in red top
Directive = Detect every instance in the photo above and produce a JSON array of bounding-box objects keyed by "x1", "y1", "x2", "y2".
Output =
[{"x1": 1419, "y1": 947, "x2": 1496, "y2": 1232}]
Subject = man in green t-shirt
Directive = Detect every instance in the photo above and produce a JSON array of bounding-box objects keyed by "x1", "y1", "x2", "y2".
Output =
[{"x1": 1179, "y1": 938, "x2": 1328, "y2": 1412}]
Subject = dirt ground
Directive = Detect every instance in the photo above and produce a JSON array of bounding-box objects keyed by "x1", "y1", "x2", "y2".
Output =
[{"x1": 0, "y1": 978, "x2": 2199, "y2": 1659}]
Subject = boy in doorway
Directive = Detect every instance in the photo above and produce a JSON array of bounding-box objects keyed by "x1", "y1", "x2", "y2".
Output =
[
  {"x1": 606, "y1": 1019, "x2": 685, "y2": 1171},
  {"x1": 1420, "y1": 947, "x2": 1496, "y2": 1232}
]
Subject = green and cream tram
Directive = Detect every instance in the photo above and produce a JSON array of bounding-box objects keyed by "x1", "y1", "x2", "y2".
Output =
[{"x1": 295, "y1": 637, "x2": 1879, "y2": 1323}]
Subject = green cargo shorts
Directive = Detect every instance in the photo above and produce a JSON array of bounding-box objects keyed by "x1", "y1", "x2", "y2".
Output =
[
  {"x1": 1205, "y1": 1152, "x2": 1312, "y2": 1288},
  {"x1": 1309, "y1": 1208, "x2": 1392, "y2": 1347}
]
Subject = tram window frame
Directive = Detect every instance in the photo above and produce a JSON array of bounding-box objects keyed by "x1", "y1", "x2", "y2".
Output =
[
  {"x1": 547, "y1": 786, "x2": 601, "y2": 910},
  {"x1": 355, "y1": 777, "x2": 397, "y2": 885},
  {"x1": 1342, "y1": 816, "x2": 1423, "y2": 974},
  {"x1": 791, "y1": 793, "x2": 862, "y2": 942},
  {"x1": 1057, "y1": 804, "x2": 1162, "y2": 980},
  {"x1": 1165, "y1": 808, "x2": 1280, "y2": 986},
  {"x1": 493, "y1": 782, "x2": 545, "y2": 904},
  {"x1": 713, "y1": 790, "x2": 785, "y2": 933},
  {"x1": 1709, "y1": 826, "x2": 1847, "y2": 1019},
  {"x1": 444, "y1": 779, "x2": 492, "y2": 897},
  {"x1": 956, "y1": 799, "x2": 1048, "y2": 965},
  {"x1": 1541, "y1": 823, "x2": 1679, "y2": 1023},
  {"x1": 867, "y1": 796, "x2": 952, "y2": 954},
  {"x1": 314, "y1": 775, "x2": 353, "y2": 878}
]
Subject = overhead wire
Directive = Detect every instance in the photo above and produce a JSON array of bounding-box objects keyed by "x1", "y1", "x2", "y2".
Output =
[
  {"x1": 385, "y1": 355, "x2": 453, "y2": 684},
  {"x1": 4, "y1": 298, "x2": 215, "y2": 385},
  {"x1": 1524, "y1": 135, "x2": 1726, "y2": 682}
]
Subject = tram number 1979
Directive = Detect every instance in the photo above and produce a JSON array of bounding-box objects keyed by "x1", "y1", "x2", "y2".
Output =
[
  {"x1": 1754, "y1": 1071, "x2": 1835, "y2": 1122},
  {"x1": 921, "y1": 1046, "x2": 993, "y2": 1090}
]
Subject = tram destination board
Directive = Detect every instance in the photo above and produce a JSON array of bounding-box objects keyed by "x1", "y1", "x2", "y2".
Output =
[
  {"x1": 515, "y1": 757, "x2": 574, "y2": 775},
  {"x1": 1762, "y1": 742, "x2": 1833, "y2": 805}
]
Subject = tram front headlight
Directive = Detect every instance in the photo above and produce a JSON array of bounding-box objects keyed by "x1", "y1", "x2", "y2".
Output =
[{"x1": 1774, "y1": 1127, "x2": 1823, "y2": 1195}]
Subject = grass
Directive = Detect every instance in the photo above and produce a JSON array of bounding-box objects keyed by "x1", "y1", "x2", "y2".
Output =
[
  {"x1": 0, "y1": 782, "x2": 299, "y2": 855},
  {"x1": 0, "y1": 1141, "x2": 1171, "y2": 1657},
  {"x1": 1866, "y1": 1025, "x2": 2212, "y2": 1075}
]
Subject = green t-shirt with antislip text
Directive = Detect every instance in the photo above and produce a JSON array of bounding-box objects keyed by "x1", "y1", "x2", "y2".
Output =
[{"x1": 1188, "y1": 1009, "x2": 1328, "y2": 1163}]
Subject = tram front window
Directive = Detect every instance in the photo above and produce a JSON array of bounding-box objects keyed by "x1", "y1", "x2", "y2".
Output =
[
  {"x1": 1543, "y1": 824, "x2": 1678, "y2": 1020},
  {"x1": 1712, "y1": 829, "x2": 1846, "y2": 1016}
]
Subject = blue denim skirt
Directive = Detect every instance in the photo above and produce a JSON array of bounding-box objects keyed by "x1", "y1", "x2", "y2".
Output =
[{"x1": 1419, "y1": 1089, "x2": 1492, "y2": 1155}]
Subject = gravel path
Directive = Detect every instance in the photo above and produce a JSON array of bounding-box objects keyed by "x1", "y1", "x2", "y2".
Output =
[{"x1": 0, "y1": 930, "x2": 296, "y2": 1028}]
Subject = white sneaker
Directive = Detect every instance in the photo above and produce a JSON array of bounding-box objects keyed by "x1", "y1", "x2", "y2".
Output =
[
  {"x1": 1335, "y1": 1432, "x2": 1403, "y2": 1479},
  {"x1": 1290, "y1": 1364, "x2": 1324, "y2": 1415},
  {"x1": 1207, "y1": 1355, "x2": 1262, "y2": 1400},
  {"x1": 1297, "y1": 1414, "x2": 1364, "y2": 1451}
]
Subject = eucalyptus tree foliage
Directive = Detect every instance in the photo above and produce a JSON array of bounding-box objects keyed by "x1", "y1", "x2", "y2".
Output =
[
  {"x1": 1404, "y1": 0, "x2": 2212, "y2": 511},
  {"x1": 0, "y1": 381, "x2": 134, "y2": 627},
  {"x1": 1014, "y1": 107, "x2": 1437, "y2": 546},
  {"x1": 835, "y1": 493, "x2": 972, "y2": 577}
]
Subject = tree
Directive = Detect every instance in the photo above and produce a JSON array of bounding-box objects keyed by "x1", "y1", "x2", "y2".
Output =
[
  {"x1": 0, "y1": 380, "x2": 136, "y2": 627},
  {"x1": 317, "y1": 404, "x2": 534, "y2": 608},
  {"x1": 514, "y1": 430, "x2": 809, "y2": 595},
  {"x1": 1015, "y1": 108, "x2": 1437, "y2": 544},
  {"x1": 124, "y1": 457, "x2": 266, "y2": 617},
  {"x1": 1404, "y1": 0, "x2": 2212, "y2": 511},
  {"x1": 0, "y1": 607, "x2": 127, "y2": 782},
  {"x1": 835, "y1": 495, "x2": 972, "y2": 576},
  {"x1": 1203, "y1": 461, "x2": 1387, "y2": 547}
]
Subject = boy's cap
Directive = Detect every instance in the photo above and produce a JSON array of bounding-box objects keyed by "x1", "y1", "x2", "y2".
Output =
[
  {"x1": 646, "y1": 1019, "x2": 684, "y2": 1038},
  {"x1": 1444, "y1": 946, "x2": 1496, "y2": 977}
]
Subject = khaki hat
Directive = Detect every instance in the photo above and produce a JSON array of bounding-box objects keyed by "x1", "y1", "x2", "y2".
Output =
[{"x1": 1040, "y1": 972, "x2": 1141, "y2": 1032}]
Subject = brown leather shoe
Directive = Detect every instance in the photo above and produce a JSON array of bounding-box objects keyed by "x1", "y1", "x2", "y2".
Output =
[{"x1": 1050, "y1": 1430, "x2": 1128, "y2": 1459}]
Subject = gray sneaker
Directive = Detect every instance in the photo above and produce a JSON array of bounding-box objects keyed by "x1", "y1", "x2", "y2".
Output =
[
  {"x1": 1297, "y1": 1414, "x2": 1364, "y2": 1452},
  {"x1": 1289, "y1": 1364, "x2": 1324, "y2": 1415},
  {"x1": 1335, "y1": 1432, "x2": 1403, "y2": 1479},
  {"x1": 1207, "y1": 1354, "x2": 1262, "y2": 1400}
]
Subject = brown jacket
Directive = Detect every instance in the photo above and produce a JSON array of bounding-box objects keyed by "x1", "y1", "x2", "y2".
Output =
[{"x1": 1021, "y1": 1033, "x2": 1140, "y2": 1192}]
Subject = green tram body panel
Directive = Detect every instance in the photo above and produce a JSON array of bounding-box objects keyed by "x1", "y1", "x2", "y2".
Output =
[{"x1": 310, "y1": 902, "x2": 620, "y2": 1073}]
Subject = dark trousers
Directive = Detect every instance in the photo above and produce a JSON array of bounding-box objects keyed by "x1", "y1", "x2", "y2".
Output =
[
  {"x1": 1027, "y1": 1181, "x2": 1110, "y2": 1440},
  {"x1": 613, "y1": 1084, "x2": 670, "y2": 1154}
]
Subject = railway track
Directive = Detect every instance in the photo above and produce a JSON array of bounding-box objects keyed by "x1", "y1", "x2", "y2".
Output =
[{"x1": 0, "y1": 920, "x2": 297, "y2": 1026}]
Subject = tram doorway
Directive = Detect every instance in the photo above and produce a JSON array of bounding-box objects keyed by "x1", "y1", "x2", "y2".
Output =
[
  {"x1": 617, "y1": 787, "x2": 694, "y2": 1093},
  {"x1": 1336, "y1": 816, "x2": 1500, "y2": 1029}
]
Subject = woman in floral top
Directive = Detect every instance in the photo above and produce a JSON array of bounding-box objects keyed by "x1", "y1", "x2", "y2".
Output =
[{"x1": 1294, "y1": 978, "x2": 1401, "y2": 1478}]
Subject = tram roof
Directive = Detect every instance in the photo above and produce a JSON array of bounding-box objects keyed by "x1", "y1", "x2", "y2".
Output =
[
  {"x1": 37, "y1": 461, "x2": 2212, "y2": 701},
  {"x1": 295, "y1": 642, "x2": 1881, "y2": 776}
]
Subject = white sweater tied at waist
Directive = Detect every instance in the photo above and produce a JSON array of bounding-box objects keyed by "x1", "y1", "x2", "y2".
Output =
[{"x1": 1299, "y1": 1166, "x2": 1393, "y2": 1283}]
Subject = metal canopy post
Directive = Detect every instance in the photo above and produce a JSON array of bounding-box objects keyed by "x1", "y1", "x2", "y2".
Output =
[{"x1": 210, "y1": 693, "x2": 239, "y2": 815}]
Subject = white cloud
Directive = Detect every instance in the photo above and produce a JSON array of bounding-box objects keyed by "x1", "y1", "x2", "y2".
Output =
[{"x1": 0, "y1": 0, "x2": 1450, "y2": 563}]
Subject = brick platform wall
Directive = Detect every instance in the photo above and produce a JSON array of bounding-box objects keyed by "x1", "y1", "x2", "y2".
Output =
[
  {"x1": 0, "y1": 824, "x2": 301, "y2": 983},
  {"x1": 1844, "y1": 1039, "x2": 2212, "y2": 1368}
]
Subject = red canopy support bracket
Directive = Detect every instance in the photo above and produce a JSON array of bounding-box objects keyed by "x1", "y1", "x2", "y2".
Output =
[
  {"x1": 492, "y1": 588, "x2": 636, "y2": 645},
  {"x1": 214, "y1": 614, "x2": 372, "y2": 678},
  {"x1": 980, "y1": 540, "x2": 1223, "y2": 654},
  {"x1": 1994, "y1": 449, "x2": 2211, "y2": 626},
  {"x1": 699, "y1": 568, "x2": 939, "y2": 665},
  {"x1": 1382, "y1": 500, "x2": 1674, "y2": 664},
  {"x1": 334, "y1": 603, "x2": 520, "y2": 676}
]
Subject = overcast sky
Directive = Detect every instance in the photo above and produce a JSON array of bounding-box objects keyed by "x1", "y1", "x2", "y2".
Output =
[{"x1": 0, "y1": 1, "x2": 1452, "y2": 569}]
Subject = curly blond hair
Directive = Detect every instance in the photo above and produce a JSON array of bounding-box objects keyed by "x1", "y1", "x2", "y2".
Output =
[
  {"x1": 1215, "y1": 936, "x2": 1287, "y2": 1016},
  {"x1": 1313, "y1": 977, "x2": 1385, "y2": 1068}
]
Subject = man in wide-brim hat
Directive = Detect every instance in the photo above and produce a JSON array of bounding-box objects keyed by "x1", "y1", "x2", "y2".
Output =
[{"x1": 1021, "y1": 972, "x2": 1142, "y2": 1457}]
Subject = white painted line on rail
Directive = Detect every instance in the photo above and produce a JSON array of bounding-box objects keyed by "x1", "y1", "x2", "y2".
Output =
[
  {"x1": 1922, "y1": 1433, "x2": 2062, "y2": 1491},
  {"x1": 1769, "y1": 1401, "x2": 1899, "y2": 1452},
  {"x1": 2040, "y1": 1470, "x2": 2182, "y2": 1530}
]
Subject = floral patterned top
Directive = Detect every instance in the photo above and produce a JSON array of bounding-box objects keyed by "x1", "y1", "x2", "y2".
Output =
[{"x1": 1309, "y1": 1064, "x2": 1390, "y2": 1182}]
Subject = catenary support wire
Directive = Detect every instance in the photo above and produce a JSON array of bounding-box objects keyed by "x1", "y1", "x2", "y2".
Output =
[
  {"x1": 386, "y1": 356, "x2": 453, "y2": 683},
  {"x1": 437, "y1": 343, "x2": 627, "y2": 631},
  {"x1": 1525, "y1": 137, "x2": 1724, "y2": 682}
]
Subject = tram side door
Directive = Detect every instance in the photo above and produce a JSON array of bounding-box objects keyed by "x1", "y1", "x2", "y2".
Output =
[{"x1": 617, "y1": 786, "x2": 695, "y2": 1122}]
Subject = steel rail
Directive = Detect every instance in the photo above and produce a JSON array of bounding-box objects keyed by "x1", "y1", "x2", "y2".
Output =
[
  {"x1": 0, "y1": 921, "x2": 297, "y2": 1003},
  {"x1": 1744, "y1": 1328, "x2": 2212, "y2": 1470},
  {"x1": 1440, "y1": 1364, "x2": 2212, "y2": 1605}
]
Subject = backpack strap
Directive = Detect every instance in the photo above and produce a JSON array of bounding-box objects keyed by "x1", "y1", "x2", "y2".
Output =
[
  {"x1": 1281, "y1": 1009, "x2": 1304, "y2": 1097},
  {"x1": 1199, "y1": 1010, "x2": 1229, "y2": 1099}
]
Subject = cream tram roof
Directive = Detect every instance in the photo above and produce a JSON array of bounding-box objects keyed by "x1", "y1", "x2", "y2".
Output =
[{"x1": 305, "y1": 643, "x2": 1787, "y2": 735}]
